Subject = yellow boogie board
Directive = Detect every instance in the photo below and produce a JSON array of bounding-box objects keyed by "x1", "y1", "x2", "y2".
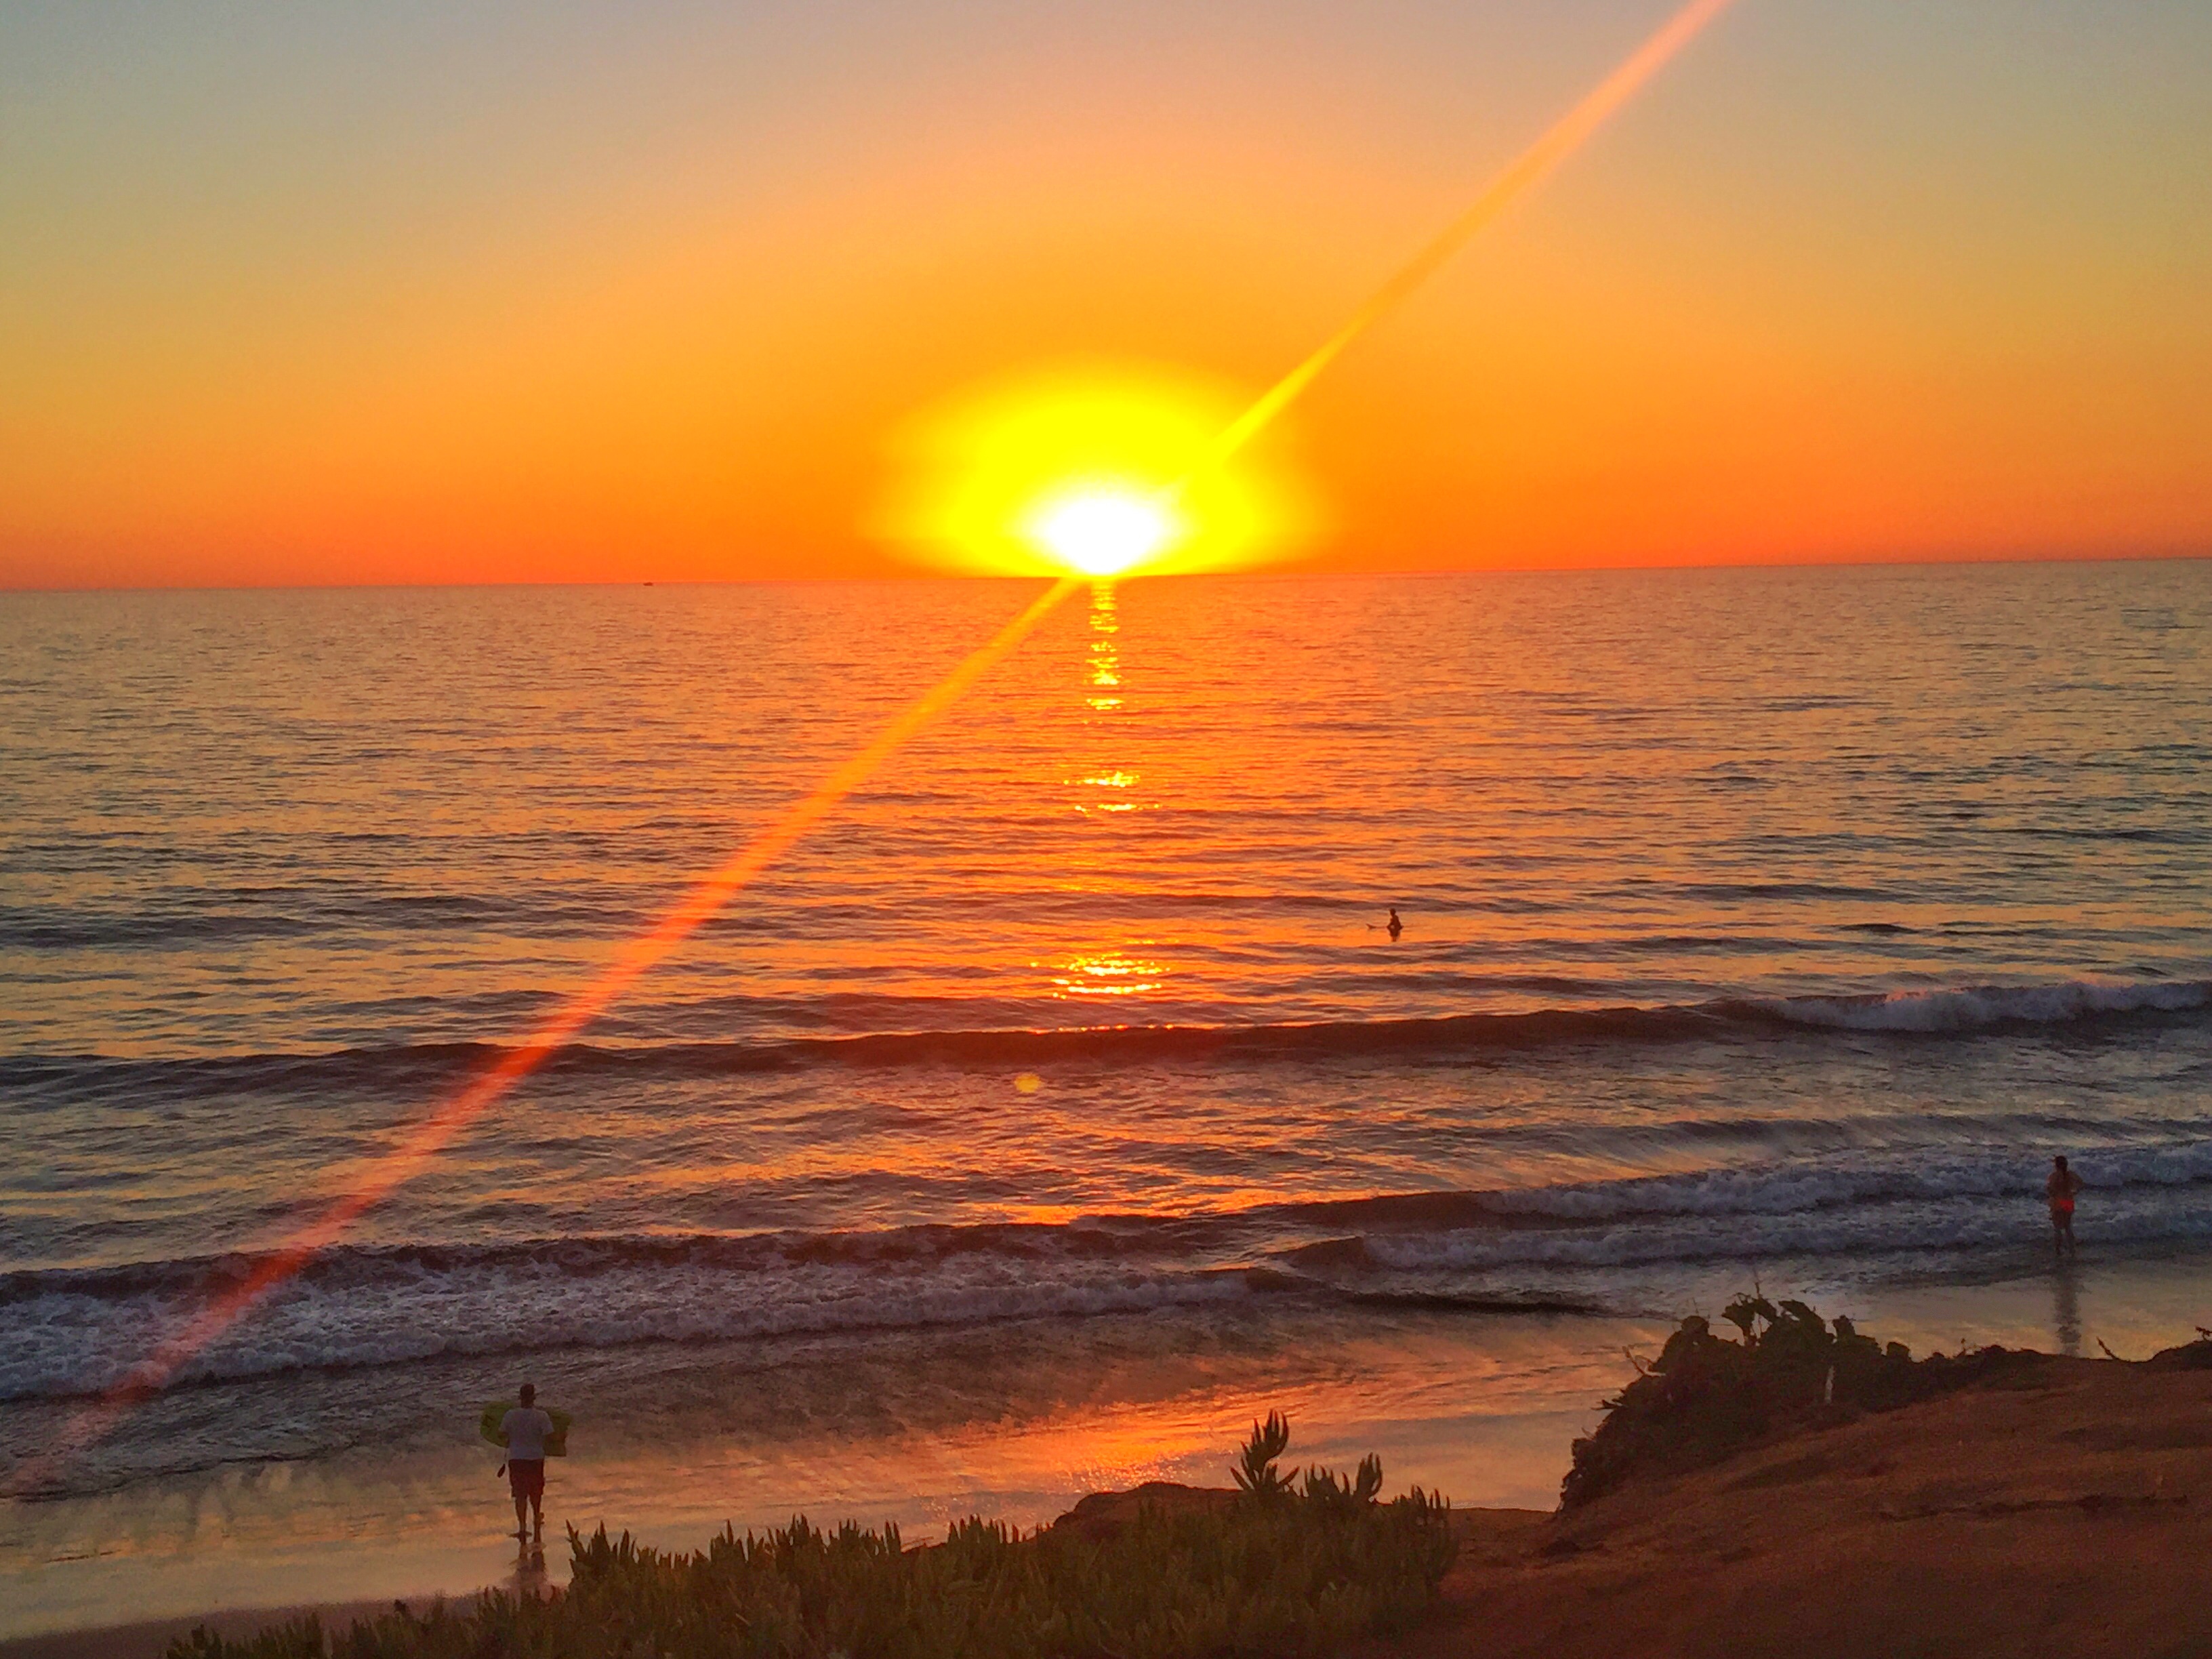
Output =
[{"x1": 480, "y1": 1401, "x2": 571, "y2": 1457}]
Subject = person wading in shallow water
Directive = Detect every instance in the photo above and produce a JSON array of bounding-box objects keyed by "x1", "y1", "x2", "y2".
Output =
[
  {"x1": 500, "y1": 1382, "x2": 554, "y2": 1545},
  {"x1": 2047, "y1": 1155, "x2": 2084, "y2": 1258},
  {"x1": 1385, "y1": 907, "x2": 1403, "y2": 941}
]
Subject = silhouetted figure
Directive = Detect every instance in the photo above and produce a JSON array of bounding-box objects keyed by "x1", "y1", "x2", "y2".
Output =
[
  {"x1": 1385, "y1": 907, "x2": 1402, "y2": 941},
  {"x1": 500, "y1": 1381, "x2": 554, "y2": 1544},
  {"x1": 2046, "y1": 1156, "x2": 2083, "y2": 1258}
]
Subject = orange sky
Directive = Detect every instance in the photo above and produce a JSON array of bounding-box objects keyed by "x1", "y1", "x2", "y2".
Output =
[{"x1": 3, "y1": 1, "x2": 2208, "y2": 589}]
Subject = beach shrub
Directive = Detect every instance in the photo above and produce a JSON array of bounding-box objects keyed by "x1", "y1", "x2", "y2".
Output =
[
  {"x1": 1229, "y1": 1409, "x2": 1294, "y2": 1500},
  {"x1": 168, "y1": 1420, "x2": 1454, "y2": 1659},
  {"x1": 1560, "y1": 1296, "x2": 2034, "y2": 1509}
]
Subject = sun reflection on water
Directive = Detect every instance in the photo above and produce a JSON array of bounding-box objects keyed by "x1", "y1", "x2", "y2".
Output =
[
  {"x1": 1085, "y1": 581, "x2": 1123, "y2": 712},
  {"x1": 1076, "y1": 771, "x2": 1139, "y2": 813},
  {"x1": 1072, "y1": 585, "x2": 1141, "y2": 811},
  {"x1": 1047, "y1": 949, "x2": 1169, "y2": 998},
  {"x1": 1049, "y1": 583, "x2": 1168, "y2": 1000}
]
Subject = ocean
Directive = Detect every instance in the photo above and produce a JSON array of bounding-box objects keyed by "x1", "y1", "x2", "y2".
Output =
[{"x1": 3, "y1": 560, "x2": 2209, "y2": 1632}]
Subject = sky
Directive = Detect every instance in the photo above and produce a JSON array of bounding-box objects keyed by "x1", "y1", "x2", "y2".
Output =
[{"x1": 2, "y1": 0, "x2": 2209, "y2": 589}]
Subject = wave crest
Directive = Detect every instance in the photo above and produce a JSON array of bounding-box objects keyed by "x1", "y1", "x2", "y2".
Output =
[
  {"x1": 7, "y1": 977, "x2": 2203, "y2": 1107},
  {"x1": 14, "y1": 1126, "x2": 2212, "y2": 1403}
]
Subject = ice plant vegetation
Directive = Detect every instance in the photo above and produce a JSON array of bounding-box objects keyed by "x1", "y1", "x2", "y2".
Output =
[
  {"x1": 168, "y1": 1421, "x2": 1455, "y2": 1659},
  {"x1": 1561, "y1": 1297, "x2": 2043, "y2": 1509}
]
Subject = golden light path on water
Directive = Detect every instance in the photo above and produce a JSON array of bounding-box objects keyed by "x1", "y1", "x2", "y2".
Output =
[{"x1": 14, "y1": 0, "x2": 1741, "y2": 1494}]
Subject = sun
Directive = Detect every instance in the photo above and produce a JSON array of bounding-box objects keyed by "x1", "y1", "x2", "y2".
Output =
[
  {"x1": 1023, "y1": 487, "x2": 1179, "y2": 577},
  {"x1": 871, "y1": 361, "x2": 1323, "y2": 578}
]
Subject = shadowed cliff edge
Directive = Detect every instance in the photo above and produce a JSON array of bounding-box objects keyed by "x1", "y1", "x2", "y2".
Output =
[{"x1": 1377, "y1": 1320, "x2": 2212, "y2": 1659}]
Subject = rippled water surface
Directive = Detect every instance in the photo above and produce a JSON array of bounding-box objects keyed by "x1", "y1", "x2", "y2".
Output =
[{"x1": 3, "y1": 562, "x2": 2210, "y2": 1534}]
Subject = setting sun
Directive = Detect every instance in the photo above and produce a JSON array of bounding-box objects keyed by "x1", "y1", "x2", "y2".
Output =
[
  {"x1": 871, "y1": 361, "x2": 1322, "y2": 579},
  {"x1": 1023, "y1": 487, "x2": 1179, "y2": 577},
  {"x1": 12, "y1": 1, "x2": 2212, "y2": 1649}
]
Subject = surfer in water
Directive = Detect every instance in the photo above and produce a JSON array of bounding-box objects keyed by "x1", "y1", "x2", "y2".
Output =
[
  {"x1": 1385, "y1": 907, "x2": 1402, "y2": 941},
  {"x1": 500, "y1": 1382, "x2": 554, "y2": 1546},
  {"x1": 2046, "y1": 1155, "x2": 2083, "y2": 1258}
]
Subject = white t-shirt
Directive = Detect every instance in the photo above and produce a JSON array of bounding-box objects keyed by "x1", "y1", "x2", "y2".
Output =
[{"x1": 501, "y1": 1406, "x2": 554, "y2": 1460}]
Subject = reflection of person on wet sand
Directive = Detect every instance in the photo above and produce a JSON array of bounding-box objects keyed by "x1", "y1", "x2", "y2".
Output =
[
  {"x1": 510, "y1": 1540, "x2": 552, "y2": 1597},
  {"x1": 500, "y1": 1382, "x2": 554, "y2": 1546},
  {"x1": 2047, "y1": 1155, "x2": 2083, "y2": 1258},
  {"x1": 2051, "y1": 1254, "x2": 2082, "y2": 1356}
]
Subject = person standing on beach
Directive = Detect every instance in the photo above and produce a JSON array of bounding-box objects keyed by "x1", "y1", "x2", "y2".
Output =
[
  {"x1": 500, "y1": 1382, "x2": 554, "y2": 1545},
  {"x1": 2046, "y1": 1156, "x2": 2083, "y2": 1258}
]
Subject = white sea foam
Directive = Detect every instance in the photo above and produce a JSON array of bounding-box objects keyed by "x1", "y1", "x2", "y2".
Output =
[
  {"x1": 0, "y1": 1256, "x2": 1250, "y2": 1404},
  {"x1": 1358, "y1": 1187, "x2": 2212, "y2": 1274},
  {"x1": 14, "y1": 1130, "x2": 2212, "y2": 1404},
  {"x1": 1757, "y1": 979, "x2": 2211, "y2": 1033},
  {"x1": 1482, "y1": 1137, "x2": 2212, "y2": 1221}
]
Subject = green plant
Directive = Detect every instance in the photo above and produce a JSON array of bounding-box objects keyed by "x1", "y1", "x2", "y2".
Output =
[
  {"x1": 1299, "y1": 1454, "x2": 1384, "y2": 1518},
  {"x1": 1560, "y1": 1298, "x2": 2034, "y2": 1509},
  {"x1": 1229, "y1": 1410, "x2": 1294, "y2": 1500},
  {"x1": 171, "y1": 1422, "x2": 1455, "y2": 1659}
]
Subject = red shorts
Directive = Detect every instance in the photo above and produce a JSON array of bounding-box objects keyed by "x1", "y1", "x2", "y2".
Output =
[
  {"x1": 508, "y1": 1458, "x2": 546, "y2": 1500},
  {"x1": 2051, "y1": 1202, "x2": 2075, "y2": 1221}
]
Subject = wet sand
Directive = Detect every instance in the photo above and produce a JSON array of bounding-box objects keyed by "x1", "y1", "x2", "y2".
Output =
[
  {"x1": 9, "y1": 1261, "x2": 2209, "y2": 1653},
  {"x1": 0, "y1": 1307, "x2": 1638, "y2": 1641},
  {"x1": 27, "y1": 1351, "x2": 2212, "y2": 1659}
]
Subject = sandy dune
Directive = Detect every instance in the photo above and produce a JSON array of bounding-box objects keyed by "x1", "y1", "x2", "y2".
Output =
[{"x1": 1383, "y1": 1354, "x2": 2212, "y2": 1659}]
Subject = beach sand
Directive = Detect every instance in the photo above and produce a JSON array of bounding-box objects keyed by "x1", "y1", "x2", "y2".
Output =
[
  {"x1": 0, "y1": 1306, "x2": 1641, "y2": 1641},
  {"x1": 18, "y1": 1330, "x2": 2212, "y2": 1658},
  {"x1": 12, "y1": 1261, "x2": 2212, "y2": 1647},
  {"x1": 1386, "y1": 1350, "x2": 2212, "y2": 1659}
]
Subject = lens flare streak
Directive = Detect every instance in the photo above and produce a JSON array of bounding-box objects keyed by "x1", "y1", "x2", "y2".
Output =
[
  {"x1": 1189, "y1": 0, "x2": 1742, "y2": 483},
  {"x1": 13, "y1": 577, "x2": 1080, "y2": 1495},
  {"x1": 18, "y1": 0, "x2": 1742, "y2": 1493}
]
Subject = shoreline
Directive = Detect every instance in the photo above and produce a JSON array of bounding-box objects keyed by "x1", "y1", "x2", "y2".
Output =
[
  {"x1": 19, "y1": 1345, "x2": 2212, "y2": 1659},
  {"x1": 9, "y1": 1258, "x2": 2209, "y2": 1647}
]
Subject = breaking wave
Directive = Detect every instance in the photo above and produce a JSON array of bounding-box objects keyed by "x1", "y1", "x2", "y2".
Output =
[
  {"x1": 13, "y1": 1124, "x2": 2212, "y2": 1405},
  {"x1": 7, "y1": 977, "x2": 2205, "y2": 1107}
]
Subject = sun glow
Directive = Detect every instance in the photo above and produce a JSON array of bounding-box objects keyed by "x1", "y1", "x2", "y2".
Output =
[
  {"x1": 20, "y1": 0, "x2": 1749, "y2": 1496},
  {"x1": 873, "y1": 363, "x2": 1322, "y2": 578},
  {"x1": 1025, "y1": 487, "x2": 1178, "y2": 576}
]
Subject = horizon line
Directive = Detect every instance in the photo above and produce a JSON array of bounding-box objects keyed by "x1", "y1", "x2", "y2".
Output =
[{"x1": 4, "y1": 546, "x2": 2206, "y2": 597}]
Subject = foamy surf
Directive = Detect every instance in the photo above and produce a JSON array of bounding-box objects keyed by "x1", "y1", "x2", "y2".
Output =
[
  {"x1": 13, "y1": 1123, "x2": 2212, "y2": 1407},
  {"x1": 1751, "y1": 979, "x2": 2211, "y2": 1033}
]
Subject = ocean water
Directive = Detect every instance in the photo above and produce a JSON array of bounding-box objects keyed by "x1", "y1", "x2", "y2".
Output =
[{"x1": 3, "y1": 561, "x2": 2210, "y2": 1625}]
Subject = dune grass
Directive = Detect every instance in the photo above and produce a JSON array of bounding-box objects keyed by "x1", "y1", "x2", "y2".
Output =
[{"x1": 168, "y1": 1416, "x2": 1455, "y2": 1659}]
